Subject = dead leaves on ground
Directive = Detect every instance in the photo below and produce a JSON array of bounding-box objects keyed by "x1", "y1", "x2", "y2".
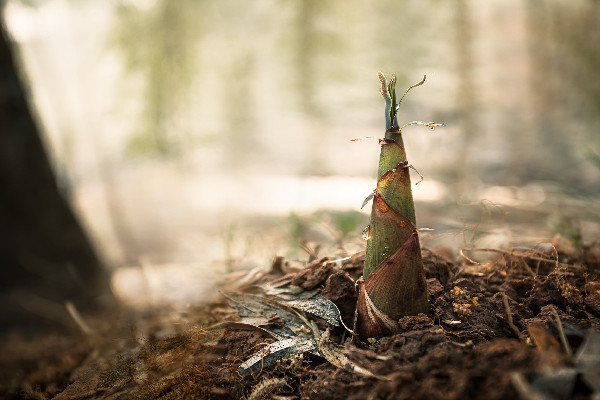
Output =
[{"x1": 210, "y1": 283, "x2": 386, "y2": 380}]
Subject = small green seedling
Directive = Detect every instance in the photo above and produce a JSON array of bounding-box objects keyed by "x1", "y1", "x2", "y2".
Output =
[{"x1": 355, "y1": 72, "x2": 442, "y2": 338}]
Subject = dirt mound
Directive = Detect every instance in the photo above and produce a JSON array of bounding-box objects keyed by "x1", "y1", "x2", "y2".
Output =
[{"x1": 2, "y1": 240, "x2": 600, "y2": 399}]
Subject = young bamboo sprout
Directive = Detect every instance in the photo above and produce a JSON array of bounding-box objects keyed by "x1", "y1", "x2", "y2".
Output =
[{"x1": 355, "y1": 72, "x2": 440, "y2": 339}]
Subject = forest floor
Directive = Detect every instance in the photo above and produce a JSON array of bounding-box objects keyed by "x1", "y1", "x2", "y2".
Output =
[{"x1": 2, "y1": 236, "x2": 600, "y2": 400}]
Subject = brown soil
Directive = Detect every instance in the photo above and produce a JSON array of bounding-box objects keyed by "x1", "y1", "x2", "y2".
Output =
[{"x1": 2, "y1": 238, "x2": 600, "y2": 400}]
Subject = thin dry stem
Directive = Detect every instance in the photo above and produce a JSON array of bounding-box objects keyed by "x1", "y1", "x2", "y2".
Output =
[
  {"x1": 247, "y1": 377, "x2": 291, "y2": 400},
  {"x1": 65, "y1": 300, "x2": 95, "y2": 336},
  {"x1": 551, "y1": 306, "x2": 573, "y2": 357},
  {"x1": 460, "y1": 247, "x2": 566, "y2": 272},
  {"x1": 457, "y1": 199, "x2": 507, "y2": 247},
  {"x1": 501, "y1": 293, "x2": 521, "y2": 338},
  {"x1": 298, "y1": 239, "x2": 319, "y2": 260}
]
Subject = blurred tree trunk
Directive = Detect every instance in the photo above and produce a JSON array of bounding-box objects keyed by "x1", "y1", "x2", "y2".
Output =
[
  {"x1": 452, "y1": 0, "x2": 478, "y2": 191},
  {"x1": 0, "y1": 14, "x2": 112, "y2": 329}
]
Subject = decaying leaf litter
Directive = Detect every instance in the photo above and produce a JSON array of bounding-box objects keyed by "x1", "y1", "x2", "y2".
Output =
[
  {"x1": 7, "y1": 240, "x2": 599, "y2": 400},
  {"x1": 2, "y1": 75, "x2": 600, "y2": 400},
  {"x1": 207, "y1": 235, "x2": 600, "y2": 399}
]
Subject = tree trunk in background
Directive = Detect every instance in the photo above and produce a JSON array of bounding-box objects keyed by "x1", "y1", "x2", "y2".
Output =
[
  {"x1": 452, "y1": 0, "x2": 478, "y2": 191},
  {"x1": 0, "y1": 15, "x2": 112, "y2": 330}
]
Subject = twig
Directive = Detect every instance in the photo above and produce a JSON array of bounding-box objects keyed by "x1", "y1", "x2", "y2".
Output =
[
  {"x1": 246, "y1": 377, "x2": 291, "y2": 400},
  {"x1": 248, "y1": 342, "x2": 272, "y2": 379},
  {"x1": 298, "y1": 239, "x2": 319, "y2": 260},
  {"x1": 65, "y1": 301, "x2": 95, "y2": 336},
  {"x1": 443, "y1": 328, "x2": 493, "y2": 338},
  {"x1": 399, "y1": 121, "x2": 444, "y2": 132},
  {"x1": 551, "y1": 306, "x2": 572, "y2": 357},
  {"x1": 502, "y1": 293, "x2": 521, "y2": 338},
  {"x1": 460, "y1": 247, "x2": 566, "y2": 271}
]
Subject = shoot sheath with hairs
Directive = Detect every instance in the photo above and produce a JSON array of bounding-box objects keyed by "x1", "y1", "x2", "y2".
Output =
[{"x1": 355, "y1": 73, "x2": 442, "y2": 339}]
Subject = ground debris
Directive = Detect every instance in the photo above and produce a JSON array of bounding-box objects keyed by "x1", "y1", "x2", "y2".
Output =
[
  {"x1": 512, "y1": 329, "x2": 600, "y2": 400},
  {"x1": 4, "y1": 240, "x2": 600, "y2": 400},
  {"x1": 246, "y1": 377, "x2": 291, "y2": 400},
  {"x1": 314, "y1": 326, "x2": 389, "y2": 381},
  {"x1": 215, "y1": 286, "x2": 377, "y2": 379},
  {"x1": 238, "y1": 338, "x2": 318, "y2": 377}
]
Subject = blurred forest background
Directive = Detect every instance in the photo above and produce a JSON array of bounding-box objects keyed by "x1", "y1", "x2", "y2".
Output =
[{"x1": 2, "y1": 0, "x2": 599, "y2": 310}]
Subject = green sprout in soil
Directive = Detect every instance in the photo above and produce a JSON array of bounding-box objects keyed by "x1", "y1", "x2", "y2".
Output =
[{"x1": 355, "y1": 72, "x2": 442, "y2": 339}]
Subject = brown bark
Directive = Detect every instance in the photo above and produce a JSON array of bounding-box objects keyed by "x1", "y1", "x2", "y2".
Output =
[{"x1": 0, "y1": 14, "x2": 112, "y2": 329}]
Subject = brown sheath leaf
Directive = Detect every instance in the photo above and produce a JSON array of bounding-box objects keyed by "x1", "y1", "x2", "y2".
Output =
[
  {"x1": 365, "y1": 232, "x2": 429, "y2": 321},
  {"x1": 355, "y1": 277, "x2": 398, "y2": 338}
]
